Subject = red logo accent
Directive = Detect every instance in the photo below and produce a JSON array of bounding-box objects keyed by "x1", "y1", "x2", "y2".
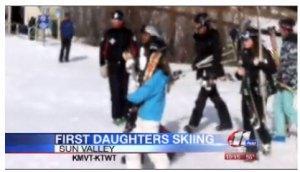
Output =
[{"x1": 227, "y1": 130, "x2": 251, "y2": 147}]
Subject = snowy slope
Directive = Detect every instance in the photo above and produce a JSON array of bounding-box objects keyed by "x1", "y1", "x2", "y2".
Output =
[{"x1": 5, "y1": 35, "x2": 297, "y2": 169}]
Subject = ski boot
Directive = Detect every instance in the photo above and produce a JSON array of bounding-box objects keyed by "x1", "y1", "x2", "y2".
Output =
[
  {"x1": 123, "y1": 106, "x2": 138, "y2": 132},
  {"x1": 261, "y1": 143, "x2": 271, "y2": 155},
  {"x1": 184, "y1": 125, "x2": 197, "y2": 133},
  {"x1": 244, "y1": 146, "x2": 259, "y2": 162},
  {"x1": 121, "y1": 154, "x2": 145, "y2": 165},
  {"x1": 159, "y1": 125, "x2": 170, "y2": 133},
  {"x1": 272, "y1": 135, "x2": 286, "y2": 142},
  {"x1": 250, "y1": 116, "x2": 261, "y2": 130},
  {"x1": 123, "y1": 122, "x2": 136, "y2": 133},
  {"x1": 216, "y1": 123, "x2": 232, "y2": 131},
  {"x1": 113, "y1": 117, "x2": 126, "y2": 126}
]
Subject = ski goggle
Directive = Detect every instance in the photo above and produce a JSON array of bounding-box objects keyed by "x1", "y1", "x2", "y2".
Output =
[
  {"x1": 240, "y1": 31, "x2": 256, "y2": 41},
  {"x1": 279, "y1": 24, "x2": 293, "y2": 31}
]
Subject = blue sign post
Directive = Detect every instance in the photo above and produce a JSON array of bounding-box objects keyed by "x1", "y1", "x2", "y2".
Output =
[
  {"x1": 38, "y1": 14, "x2": 50, "y2": 46},
  {"x1": 38, "y1": 14, "x2": 50, "y2": 29}
]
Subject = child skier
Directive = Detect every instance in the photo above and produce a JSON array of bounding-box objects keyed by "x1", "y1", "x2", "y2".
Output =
[
  {"x1": 125, "y1": 25, "x2": 171, "y2": 169},
  {"x1": 123, "y1": 25, "x2": 171, "y2": 132},
  {"x1": 273, "y1": 18, "x2": 297, "y2": 141},
  {"x1": 235, "y1": 30, "x2": 277, "y2": 155}
]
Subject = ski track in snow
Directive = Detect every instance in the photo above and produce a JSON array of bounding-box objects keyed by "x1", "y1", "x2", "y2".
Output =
[{"x1": 5, "y1": 35, "x2": 297, "y2": 169}]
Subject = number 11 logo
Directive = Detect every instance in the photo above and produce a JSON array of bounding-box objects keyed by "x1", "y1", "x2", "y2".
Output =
[{"x1": 227, "y1": 130, "x2": 251, "y2": 147}]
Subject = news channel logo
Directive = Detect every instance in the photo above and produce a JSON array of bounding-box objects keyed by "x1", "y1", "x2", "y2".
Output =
[{"x1": 224, "y1": 130, "x2": 257, "y2": 161}]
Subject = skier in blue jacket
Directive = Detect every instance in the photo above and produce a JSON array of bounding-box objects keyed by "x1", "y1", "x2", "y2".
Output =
[
  {"x1": 126, "y1": 25, "x2": 171, "y2": 169},
  {"x1": 128, "y1": 69, "x2": 169, "y2": 122},
  {"x1": 59, "y1": 12, "x2": 74, "y2": 62}
]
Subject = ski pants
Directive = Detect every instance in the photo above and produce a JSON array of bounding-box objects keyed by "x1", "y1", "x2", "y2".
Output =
[
  {"x1": 59, "y1": 38, "x2": 71, "y2": 62},
  {"x1": 189, "y1": 85, "x2": 232, "y2": 127},
  {"x1": 108, "y1": 70, "x2": 129, "y2": 119},
  {"x1": 126, "y1": 117, "x2": 170, "y2": 169},
  {"x1": 273, "y1": 90, "x2": 297, "y2": 137},
  {"x1": 242, "y1": 94, "x2": 272, "y2": 146}
]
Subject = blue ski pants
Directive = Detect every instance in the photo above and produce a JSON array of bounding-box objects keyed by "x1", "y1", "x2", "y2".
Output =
[{"x1": 273, "y1": 90, "x2": 297, "y2": 137}]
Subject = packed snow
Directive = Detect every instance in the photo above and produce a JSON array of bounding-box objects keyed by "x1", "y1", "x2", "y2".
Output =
[{"x1": 5, "y1": 35, "x2": 297, "y2": 169}]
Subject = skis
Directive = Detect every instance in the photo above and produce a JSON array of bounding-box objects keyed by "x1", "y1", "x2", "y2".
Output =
[
  {"x1": 172, "y1": 59, "x2": 236, "y2": 81},
  {"x1": 278, "y1": 82, "x2": 297, "y2": 93},
  {"x1": 194, "y1": 49, "x2": 234, "y2": 69},
  {"x1": 143, "y1": 52, "x2": 162, "y2": 81},
  {"x1": 172, "y1": 49, "x2": 236, "y2": 80},
  {"x1": 243, "y1": 76, "x2": 261, "y2": 130},
  {"x1": 268, "y1": 27, "x2": 281, "y2": 66},
  {"x1": 229, "y1": 27, "x2": 240, "y2": 62},
  {"x1": 256, "y1": 6, "x2": 268, "y2": 125},
  {"x1": 241, "y1": 7, "x2": 268, "y2": 130}
]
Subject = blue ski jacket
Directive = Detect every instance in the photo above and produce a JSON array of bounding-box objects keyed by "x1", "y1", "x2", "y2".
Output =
[
  {"x1": 127, "y1": 69, "x2": 169, "y2": 122},
  {"x1": 60, "y1": 19, "x2": 74, "y2": 40}
]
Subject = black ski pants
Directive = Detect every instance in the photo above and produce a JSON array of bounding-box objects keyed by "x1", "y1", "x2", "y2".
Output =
[
  {"x1": 108, "y1": 69, "x2": 129, "y2": 120},
  {"x1": 189, "y1": 84, "x2": 232, "y2": 127},
  {"x1": 59, "y1": 38, "x2": 71, "y2": 62}
]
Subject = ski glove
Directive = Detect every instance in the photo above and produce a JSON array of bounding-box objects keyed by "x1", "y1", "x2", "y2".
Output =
[
  {"x1": 123, "y1": 51, "x2": 136, "y2": 75},
  {"x1": 100, "y1": 64, "x2": 108, "y2": 78},
  {"x1": 125, "y1": 58, "x2": 136, "y2": 74}
]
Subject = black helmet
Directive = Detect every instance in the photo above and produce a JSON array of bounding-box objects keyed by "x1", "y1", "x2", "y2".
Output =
[
  {"x1": 64, "y1": 12, "x2": 70, "y2": 18},
  {"x1": 194, "y1": 13, "x2": 210, "y2": 27},
  {"x1": 240, "y1": 30, "x2": 257, "y2": 41},
  {"x1": 279, "y1": 18, "x2": 295, "y2": 31},
  {"x1": 112, "y1": 10, "x2": 124, "y2": 21}
]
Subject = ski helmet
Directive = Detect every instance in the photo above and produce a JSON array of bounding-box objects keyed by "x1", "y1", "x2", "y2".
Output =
[
  {"x1": 64, "y1": 12, "x2": 71, "y2": 18},
  {"x1": 112, "y1": 10, "x2": 124, "y2": 21},
  {"x1": 279, "y1": 18, "x2": 295, "y2": 31},
  {"x1": 240, "y1": 30, "x2": 257, "y2": 41},
  {"x1": 194, "y1": 13, "x2": 210, "y2": 27},
  {"x1": 141, "y1": 25, "x2": 161, "y2": 38}
]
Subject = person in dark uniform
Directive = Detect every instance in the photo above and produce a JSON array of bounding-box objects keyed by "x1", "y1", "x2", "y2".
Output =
[
  {"x1": 235, "y1": 30, "x2": 277, "y2": 155},
  {"x1": 184, "y1": 13, "x2": 232, "y2": 133},
  {"x1": 100, "y1": 10, "x2": 138, "y2": 125},
  {"x1": 59, "y1": 12, "x2": 74, "y2": 63}
]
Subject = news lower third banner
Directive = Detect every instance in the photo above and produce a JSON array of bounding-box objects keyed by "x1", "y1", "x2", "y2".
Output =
[{"x1": 6, "y1": 133, "x2": 229, "y2": 153}]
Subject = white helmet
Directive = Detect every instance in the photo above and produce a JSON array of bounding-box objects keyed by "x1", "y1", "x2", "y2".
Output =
[{"x1": 144, "y1": 25, "x2": 161, "y2": 38}]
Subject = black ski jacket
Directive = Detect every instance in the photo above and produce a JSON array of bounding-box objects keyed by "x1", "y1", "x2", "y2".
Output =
[
  {"x1": 192, "y1": 29, "x2": 225, "y2": 80},
  {"x1": 236, "y1": 47, "x2": 277, "y2": 97},
  {"x1": 100, "y1": 27, "x2": 138, "y2": 74}
]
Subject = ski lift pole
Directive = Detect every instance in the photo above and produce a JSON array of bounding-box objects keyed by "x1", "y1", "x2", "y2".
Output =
[
  {"x1": 43, "y1": 28, "x2": 46, "y2": 46},
  {"x1": 7, "y1": 6, "x2": 12, "y2": 34},
  {"x1": 42, "y1": 8, "x2": 46, "y2": 46},
  {"x1": 256, "y1": 6, "x2": 267, "y2": 123},
  {"x1": 56, "y1": 8, "x2": 62, "y2": 40},
  {"x1": 40, "y1": 7, "x2": 50, "y2": 46}
]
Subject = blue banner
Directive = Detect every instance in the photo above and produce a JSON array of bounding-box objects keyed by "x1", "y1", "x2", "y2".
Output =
[{"x1": 6, "y1": 133, "x2": 229, "y2": 153}]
